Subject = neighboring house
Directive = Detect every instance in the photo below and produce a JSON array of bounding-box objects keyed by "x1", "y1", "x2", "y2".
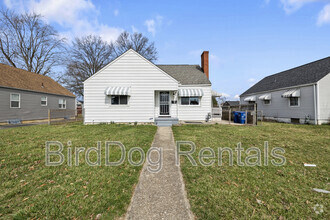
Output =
[
  {"x1": 222, "y1": 101, "x2": 239, "y2": 109},
  {"x1": 77, "y1": 100, "x2": 84, "y2": 115},
  {"x1": 0, "y1": 64, "x2": 76, "y2": 123},
  {"x1": 84, "y1": 49, "x2": 212, "y2": 125},
  {"x1": 240, "y1": 57, "x2": 330, "y2": 125}
]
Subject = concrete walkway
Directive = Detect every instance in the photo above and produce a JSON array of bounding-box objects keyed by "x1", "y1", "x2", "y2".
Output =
[{"x1": 126, "y1": 127, "x2": 194, "y2": 220}]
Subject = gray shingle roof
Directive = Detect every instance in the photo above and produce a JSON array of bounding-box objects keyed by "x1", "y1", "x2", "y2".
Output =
[
  {"x1": 157, "y1": 65, "x2": 211, "y2": 85},
  {"x1": 241, "y1": 56, "x2": 330, "y2": 96},
  {"x1": 224, "y1": 101, "x2": 239, "y2": 106}
]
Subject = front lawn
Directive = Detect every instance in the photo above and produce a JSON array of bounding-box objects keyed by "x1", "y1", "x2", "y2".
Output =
[
  {"x1": 173, "y1": 122, "x2": 329, "y2": 219},
  {"x1": 0, "y1": 122, "x2": 157, "y2": 219}
]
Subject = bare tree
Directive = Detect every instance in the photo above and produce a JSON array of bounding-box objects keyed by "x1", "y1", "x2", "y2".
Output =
[
  {"x1": 218, "y1": 96, "x2": 227, "y2": 106},
  {"x1": 62, "y1": 35, "x2": 114, "y2": 97},
  {"x1": 113, "y1": 31, "x2": 157, "y2": 62},
  {"x1": 0, "y1": 10, "x2": 65, "y2": 75}
]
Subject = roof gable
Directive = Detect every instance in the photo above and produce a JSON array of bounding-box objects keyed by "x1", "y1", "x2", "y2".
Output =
[
  {"x1": 84, "y1": 49, "x2": 178, "y2": 84},
  {"x1": 0, "y1": 63, "x2": 75, "y2": 97},
  {"x1": 241, "y1": 56, "x2": 330, "y2": 96}
]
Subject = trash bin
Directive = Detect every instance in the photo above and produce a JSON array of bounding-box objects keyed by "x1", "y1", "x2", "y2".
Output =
[
  {"x1": 233, "y1": 111, "x2": 246, "y2": 124},
  {"x1": 239, "y1": 111, "x2": 246, "y2": 124},
  {"x1": 233, "y1": 111, "x2": 240, "y2": 123}
]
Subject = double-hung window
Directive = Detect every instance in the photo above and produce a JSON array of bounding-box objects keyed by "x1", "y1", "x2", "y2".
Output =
[
  {"x1": 289, "y1": 97, "x2": 299, "y2": 107},
  {"x1": 181, "y1": 97, "x2": 200, "y2": 105},
  {"x1": 59, "y1": 99, "x2": 66, "y2": 109},
  {"x1": 41, "y1": 96, "x2": 47, "y2": 106},
  {"x1": 111, "y1": 95, "x2": 128, "y2": 105},
  {"x1": 10, "y1": 93, "x2": 20, "y2": 108},
  {"x1": 264, "y1": 100, "x2": 271, "y2": 105}
]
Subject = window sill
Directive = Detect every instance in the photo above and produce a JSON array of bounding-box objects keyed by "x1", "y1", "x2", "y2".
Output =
[
  {"x1": 108, "y1": 104, "x2": 130, "y2": 107},
  {"x1": 179, "y1": 105, "x2": 201, "y2": 107}
]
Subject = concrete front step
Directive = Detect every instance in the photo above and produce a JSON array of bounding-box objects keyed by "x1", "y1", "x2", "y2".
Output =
[{"x1": 154, "y1": 117, "x2": 179, "y2": 127}]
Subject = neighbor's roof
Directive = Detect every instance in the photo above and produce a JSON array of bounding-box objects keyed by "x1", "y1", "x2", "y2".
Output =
[
  {"x1": 241, "y1": 56, "x2": 330, "y2": 96},
  {"x1": 0, "y1": 63, "x2": 75, "y2": 97},
  {"x1": 224, "y1": 101, "x2": 239, "y2": 106},
  {"x1": 157, "y1": 65, "x2": 211, "y2": 85}
]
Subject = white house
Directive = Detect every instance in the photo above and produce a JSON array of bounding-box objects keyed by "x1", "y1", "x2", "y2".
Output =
[
  {"x1": 83, "y1": 49, "x2": 212, "y2": 125},
  {"x1": 240, "y1": 57, "x2": 330, "y2": 125}
]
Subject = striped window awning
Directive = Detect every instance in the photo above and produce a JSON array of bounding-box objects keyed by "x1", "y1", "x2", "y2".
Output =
[
  {"x1": 244, "y1": 96, "x2": 256, "y2": 102},
  {"x1": 281, "y1": 89, "x2": 300, "y2": 98},
  {"x1": 258, "y1": 93, "x2": 271, "y2": 100},
  {"x1": 178, "y1": 89, "x2": 204, "y2": 97},
  {"x1": 105, "y1": 87, "x2": 130, "y2": 95}
]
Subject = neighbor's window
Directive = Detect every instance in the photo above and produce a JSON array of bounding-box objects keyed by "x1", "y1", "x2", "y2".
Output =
[
  {"x1": 10, "y1": 93, "x2": 20, "y2": 108},
  {"x1": 59, "y1": 99, "x2": 66, "y2": 109},
  {"x1": 289, "y1": 97, "x2": 299, "y2": 106},
  {"x1": 264, "y1": 100, "x2": 271, "y2": 105},
  {"x1": 111, "y1": 95, "x2": 128, "y2": 105},
  {"x1": 41, "y1": 96, "x2": 47, "y2": 106},
  {"x1": 248, "y1": 101, "x2": 255, "y2": 104},
  {"x1": 181, "y1": 97, "x2": 200, "y2": 105}
]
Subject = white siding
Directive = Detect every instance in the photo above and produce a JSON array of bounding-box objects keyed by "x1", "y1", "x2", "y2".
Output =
[
  {"x1": 84, "y1": 50, "x2": 178, "y2": 123},
  {"x1": 240, "y1": 85, "x2": 316, "y2": 123},
  {"x1": 177, "y1": 86, "x2": 212, "y2": 121},
  {"x1": 318, "y1": 73, "x2": 330, "y2": 124}
]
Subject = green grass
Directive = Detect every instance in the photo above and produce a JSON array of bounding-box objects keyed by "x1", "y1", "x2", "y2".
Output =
[
  {"x1": 0, "y1": 122, "x2": 157, "y2": 219},
  {"x1": 173, "y1": 122, "x2": 330, "y2": 219}
]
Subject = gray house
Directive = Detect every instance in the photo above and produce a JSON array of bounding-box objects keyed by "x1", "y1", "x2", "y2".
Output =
[
  {"x1": 0, "y1": 63, "x2": 75, "y2": 123},
  {"x1": 240, "y1": 57, "x2": 330, "y2": 125}
]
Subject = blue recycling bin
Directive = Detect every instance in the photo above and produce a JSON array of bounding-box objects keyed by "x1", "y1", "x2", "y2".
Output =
[
  {"x1": 239, "y1": 111, "x2": 246, "y2": 124},
  {"x1": 233, "y1": 111, "x2": 246, "y2": 124},
  {"x1": 233, "y1": 111, "x2": 240, "y2": 123}
]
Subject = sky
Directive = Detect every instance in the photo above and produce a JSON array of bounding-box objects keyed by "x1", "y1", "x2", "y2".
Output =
[{"x1": 2, "y1": 0, "x2": 330, "y2": 100}]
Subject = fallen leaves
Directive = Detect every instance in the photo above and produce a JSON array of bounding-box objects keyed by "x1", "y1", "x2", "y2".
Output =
[
  {"x1": 39, "y1": 184, "x2": 46, "y2": 188},
  {"x1": 21, "y1": 182, "x2": 29, "y2": 187},
  {"x1": 66, "y1": 193, "x2": 75, "y2": 198}
]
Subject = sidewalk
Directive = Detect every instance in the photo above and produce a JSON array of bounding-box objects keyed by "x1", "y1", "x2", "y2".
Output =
[{"x1": 126, "y1": 127, "x2": 194, "y2": 220}]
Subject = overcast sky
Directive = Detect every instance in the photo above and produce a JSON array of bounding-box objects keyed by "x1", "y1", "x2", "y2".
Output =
[{"x1": 2, "y1": 0, "x2": 330, "y2": 99}]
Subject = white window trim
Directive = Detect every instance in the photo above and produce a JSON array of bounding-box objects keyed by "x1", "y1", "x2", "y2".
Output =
[
  {"x1": 110, "y1": 95, "x2": 129, "y2": 106},
  {"x1": 289, "y1": 97, "x2": 300, "y2": 107},
  {"x1": 10, "y1": 93, "x2": 20, "y2": 108},
  {"x1": 59, "y1": 99, "x2": 67, "y2": 109},
  {"x1": 41, "y1": 96, "x2": 47, "y2": 106},
  {"x1": 180, "y1": 97, "x2": 201, "y2": 106},
  {"x1": 263, "y1": 100, "x2": 271, "y2": 105}
]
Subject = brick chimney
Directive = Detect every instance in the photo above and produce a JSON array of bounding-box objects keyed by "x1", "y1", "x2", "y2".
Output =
[{"x1": 201, "y1": 51, "x2": 209, "y2": 78}]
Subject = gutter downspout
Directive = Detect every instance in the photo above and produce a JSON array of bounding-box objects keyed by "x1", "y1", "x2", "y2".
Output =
[
  {"x1": 313, "y1": 84, "x2": 318, "y2": 125},
  {"x1": 317, "y1": 81, "x2": 320, "y2": 124}
]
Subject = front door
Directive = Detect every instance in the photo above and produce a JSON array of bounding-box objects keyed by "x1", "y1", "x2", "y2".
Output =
[{"x1": 159, "y1": 92, "x2": 170, "y2": 116}]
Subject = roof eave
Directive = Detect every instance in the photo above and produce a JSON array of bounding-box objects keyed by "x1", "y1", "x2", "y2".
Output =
[
  {"x1": 240, "y1": 82, "x2": 317, "y2": 97},
  {"x1": 0, "y1": 85, "x2": 76, "y2": 98}
]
